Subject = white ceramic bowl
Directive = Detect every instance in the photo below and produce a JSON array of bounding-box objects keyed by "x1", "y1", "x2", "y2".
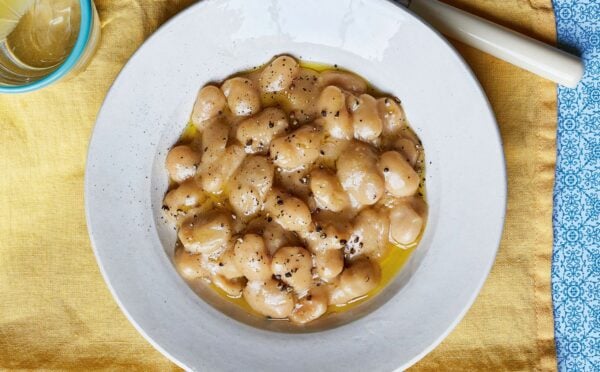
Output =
[{"x1": 85, "y1": 0, "x2": 506, "y2": 370}]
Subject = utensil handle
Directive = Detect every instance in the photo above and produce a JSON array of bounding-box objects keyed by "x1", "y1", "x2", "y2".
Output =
[{"x1": 407, "y1": 0, "x2": 584, "y2": 88}]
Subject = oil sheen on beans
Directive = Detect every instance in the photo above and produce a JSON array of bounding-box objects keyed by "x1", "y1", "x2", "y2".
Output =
[{"x1": 174, "y1": 60, "x2": 426, "y2": 319}]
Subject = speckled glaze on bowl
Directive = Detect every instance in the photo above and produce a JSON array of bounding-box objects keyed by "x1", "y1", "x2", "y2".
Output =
[{"x1": 85, "y1": 0, "x2": 506, "y2": 370}]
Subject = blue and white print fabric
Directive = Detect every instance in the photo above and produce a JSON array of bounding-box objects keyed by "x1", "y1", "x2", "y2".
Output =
[{"x1": 552, "y1": 1, "x2": 600, "y2": 371}]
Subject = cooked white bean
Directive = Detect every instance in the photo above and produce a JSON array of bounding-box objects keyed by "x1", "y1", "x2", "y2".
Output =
[
  {"x1": 215, "y1": 245, "x2": 244, "y2": 279},
  {"x1": 165, "y1": 145, "x2": 201, "y2": 183},
  {"x1": 310, "y1": 168, "x2": 350, "y2": 212},
  {"x1": 221, "y1": 77, "x2": 261, "y2": 116},
  {"x1": 230, "y1": 155, "x2": 275, "y2": 194},
  {"x1": 346, "y1": 94, "x2": 360, "y2": 111},
  {"x1": 176, "y1": 202, "x2": 219, "y2": 229},
  {"x1": 264, "y1": 189, "x2": 312, "y2": 232},
  {"x1": 328, "y1": 258, "x2": 381, "y2": 305},
  {"x1": 378, "y1": 151, "x2": 419, "y2": 197},
  {"x1": 284, "y1": 68, "x2": 320, "y2": 122},
  {"x1": 163, "y1": 178, "x2": 206, "y2": 221},
  {"x1": 318, "y1": 137, "x2": 350, "y2": 168},
  {"x1": 317, "y1": 85, "x2": 353, "y2": 140},
  {"x1": 270, "y1": 125, "x2": 323, "y2": 170},
  {"x1": 178, "y1": 210, "x2": 232, "y2": 255},
  {"x1": 319, "y1": 70, "x2": 367, "y2": 94},
  {"x1": 400, "y1": 126, "x2": 421, "y2": 145},
  {"x1": 349, "y1": 94, "x2": 383, "y2": 142},
  {"x1": 246, "y1": 216, "x2": 302, "y2": 255},
  {"x1": 228, "y1": 156, "x2": 274, "y2": 218},
  {"x1": 389, "y1": 202, "x2": 424, "y2": 245},
  {"x1": 289, "y1": 286, "x2": 328, "y2": 324},
  {"x1": 347, "y1": 208, "x2": 390, "y2": 259},
  {"x1": 236, "y1": 107, "x2": 289, "y2": 154},
  {"x1": 314, "y1": 248, "x2": 344, "y2": 281},
  {"x1": 212, "y1": 275, "x2": 246, "y2": 296},
  {"x1": 394, "y1": 137, "x2": 419, "y2": 167},
  {"x1": 174, "y1": 247, "x2": 207, "y2": 280},
  {"x1": 199, "y1": 242, "x2": 246, "y2": 297},
  {"x1": 233, "y1": 234, "x2": 272, "y2": 281},
  {"x1": 229, "y1": 184, "x2": 262, "y2": 218},
  {"x1": 275, "y1": 168, "x2": 311, "y2": 200},
  {"x1": 339, "y1": 258, "x2": 381, "y2": 299},
  {"x1": 191, "y1": 85, "x2": 227, "y2": 129},
  {"x1": 336, "y1": 141, "x2": 385, "y2": 206},
  {"x1": 201, "y1": 118, "x2": 229, "y2": 165},
  {"x1": 326, "y1": 277, "x2": 348, "y2": 305},
  {"x1": 377, "y1": 97, "x2": 406, "y2": 136},
  {"x1": 300, "y1": 215, "x2": 352, "y2": 253},
  {"x1": 260, "y1": 55, "x2": 300, "y2": 93},
  {"x1": 199, "y1": 144, "x2": 246, "y2": 194},
  {"x1": 271, "y1": 246, "x2": 313, "y2": 293},
  {"x1": 197, "y1": 246, "x2": 227, "y2": 277},
  {"x1": 243, "y1": 279, "x2": 295, "y2": 318}
]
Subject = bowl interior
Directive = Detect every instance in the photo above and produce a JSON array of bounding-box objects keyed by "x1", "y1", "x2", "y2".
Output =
[
  {"x1": 86, "y1": 0, "x2": 505, "y2": 370},
  {"x1": 151, "y1": 53, "x2": 439, "y2": 333}
]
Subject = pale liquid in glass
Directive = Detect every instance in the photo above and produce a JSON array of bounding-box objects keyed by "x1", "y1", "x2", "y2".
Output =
[{"x1": 0, "y1": 0, "x2": 80, "y2": 84}]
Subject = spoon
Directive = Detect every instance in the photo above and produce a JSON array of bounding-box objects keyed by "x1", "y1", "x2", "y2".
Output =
[{"x1": 397, "y1": 0, "x2": 583, "y2": 88}]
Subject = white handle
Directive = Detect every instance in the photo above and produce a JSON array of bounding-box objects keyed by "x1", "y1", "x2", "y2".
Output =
[{"x1": 407, "y1": 0, "x2": 584, "y2": 88}]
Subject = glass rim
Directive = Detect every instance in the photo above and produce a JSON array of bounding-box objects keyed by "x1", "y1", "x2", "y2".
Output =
[{"x1": 0, "y1": 0, "x2": 94, "y2": 94}]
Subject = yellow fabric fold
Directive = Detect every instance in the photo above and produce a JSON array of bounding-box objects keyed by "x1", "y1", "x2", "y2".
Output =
[
  {"x1": 412, "y1": 1, "x2": 557, "y2": 370},
  {"x1": 0, "y1": 0, "x2": 556, "y2": 370}
]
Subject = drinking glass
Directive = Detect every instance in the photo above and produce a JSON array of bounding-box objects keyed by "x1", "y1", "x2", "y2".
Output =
[{"x1": 0, "y1": 0, "x2": 100, "y2": 93}]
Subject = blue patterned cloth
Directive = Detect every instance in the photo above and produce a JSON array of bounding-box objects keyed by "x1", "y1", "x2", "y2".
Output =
[{"x1": 552, "y1": 1, "x2": 600, "y2": 371}]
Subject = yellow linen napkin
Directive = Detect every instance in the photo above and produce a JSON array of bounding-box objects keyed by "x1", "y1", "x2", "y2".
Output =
[
  {"x1": 413, "y1": 0, "x2": 557, "y2": 370},
  {"x1": 0, "y1": 0, "x2": 556, "y2": 370}
]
